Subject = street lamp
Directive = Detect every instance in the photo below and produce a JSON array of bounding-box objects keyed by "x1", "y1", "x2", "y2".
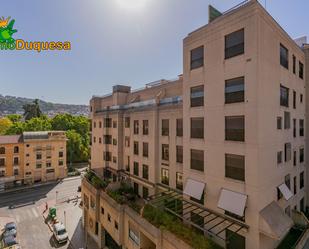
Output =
[{"x1": 56, "y1": 191, "x2": 58, "y2": 204}]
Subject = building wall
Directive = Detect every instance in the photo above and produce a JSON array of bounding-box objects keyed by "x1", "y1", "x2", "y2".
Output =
[
  {"x1": 23, "y1": 132, "x2": 67, "y2": 183},
  {"x1": 0, "y1": 142, "x2": 24, "y2": 181}
]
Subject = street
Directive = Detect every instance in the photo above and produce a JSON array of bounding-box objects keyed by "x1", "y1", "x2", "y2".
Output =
[{"x1": 0, "y1": 176, "x2": 97, "y2": 249}]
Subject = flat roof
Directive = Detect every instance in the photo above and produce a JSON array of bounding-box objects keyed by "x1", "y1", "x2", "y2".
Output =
[{"x1": 0, "y1": 135, "x2": 22, "y2": 144}]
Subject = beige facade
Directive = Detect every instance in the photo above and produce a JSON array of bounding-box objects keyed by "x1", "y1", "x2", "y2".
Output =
[
  {"x1": 0, "y1": 131, "x2": 67, "y2": 187},
  {"x1": 83, "y1": 1, "x2": 308, "y2": 249}
]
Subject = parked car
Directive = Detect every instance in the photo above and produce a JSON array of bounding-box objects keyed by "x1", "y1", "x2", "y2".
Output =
[
  {"x1": 2, "y1": 235, "x2": 17, "y2": 247},
  {"x1": 3, "y1": 222, "x2": 17, "y2": 237},
  {"x1": 52, "y1": 223, "x2": 68, "y2": 244}
]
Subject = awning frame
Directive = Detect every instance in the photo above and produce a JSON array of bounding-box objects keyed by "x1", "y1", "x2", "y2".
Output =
[{"x1": 148, "y1": 185, "x2": 249, "y2": 241}]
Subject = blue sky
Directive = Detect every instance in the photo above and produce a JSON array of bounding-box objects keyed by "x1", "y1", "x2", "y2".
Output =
[{"x1": 1, "y1": 0, "x2": 308, "y2": 105}]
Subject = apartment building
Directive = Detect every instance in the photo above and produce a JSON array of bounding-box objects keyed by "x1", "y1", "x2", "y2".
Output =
[
  {"x1": 82, "y1": 1, "x2": 308, "y2": 249},
  {"x1": 0, "y1": 131, "x2": 67, "y2": 187},
  {"x1": 0, "y1": 135, "x2": 24, "y2": 188}
]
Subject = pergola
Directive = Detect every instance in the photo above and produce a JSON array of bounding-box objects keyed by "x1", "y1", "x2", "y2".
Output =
[{"x1": 147, "y1": 189, "x2": 249, "y2": 242}]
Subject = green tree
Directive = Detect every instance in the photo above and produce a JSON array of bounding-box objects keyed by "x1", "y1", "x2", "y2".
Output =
[
  {"x1": 6, "y1": 114, "x2": 22, "y2": 123},
  {"x1": 0, "y1": 117, "x2": 13, "y2": 135},
  {"x1": 5, "y1": 121, "x2": 24, "y2": 135},
  {"x1": 23, "y1": 99, "x2": 42, "y2": 120},
  {"x1": 66, "y1": 130, "x2": 89, "y2": 164},
  {"x1": 23, "y1": 117, "x2": 52, "y2": 131}
]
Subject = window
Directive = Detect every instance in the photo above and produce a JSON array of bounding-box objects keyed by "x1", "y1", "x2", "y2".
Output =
[
  {"x1": 142, "y1": 187, "x2": 149, "y2": 199},
  {"x1": 14, "y1": 146, "x2": 19, "y2": 153},
  {"x1": 285, "y1": 174, "x2": 291, "y2": 189},
  {"x1": 104, "y1": 118, "x2": 112, "y2": 128},
  {"x1": 300, "y1": 198, "x2": 305, "y2": 212},
  {"x1": 293, "y1": 55, "x2": 296, "y2": 74},
  {"x1": 125, "y1": 117, "x2": 130, "y2": 128},
  {"x1": 162, "y1": 144, "x2": 169, "y2": 161},
  {"x1": 36, "y1": 163, "x2": 42, "y2": 169},
  {"x1": 104, "y1": 135, "x2": 112, "y2": 144},
  {"x1": 143, "y1": 120, "x2": 149, "y2": 135},
  {"x1": 108, "y1": 214, "x2": 111, "y2": 222},
  {"x1": 0, "y1": 170, "x2": 4, "y2": 177},
  {"x1": 99, "y1": 121, "x2": 102, "y2": 128},
  {"x1": 133, "y1": 162, "x2": 139, "y2": 176},
  {"x1": 176, "y1": 146, "x2": 183, "y2": 163},
  {"x1": 114, "y1": 221, "x2": 118, "y2": 230},
  {"x1": 190, "y1": 85, "x2": 204, "y2": 107},
  {"x1": 46, "y1": 162, "x2": 51, "y2": 168},
  {"x1": 94, "y1": 121, "x2": 96, "y2": 128},
  {"x1": 142, "y1": 164, "x2": 149, "y2": 180},
  {"x1": 13, "y1": 157, "x2": 19, "y2": 166},
  {"x1": 300, "y1": 94, "x2": 303, "y2": 103},
  {"x1": 285, "y1": 143, "x2": 291, "y2": 162},
  {"x1": 190, "y1": 149, "x2": 204, "y2": 172},
  {"x1": 280, "y1": 85, "x2": 289, "y2": 107},
  {"x1": 112, "y1": 156, "x2": 117, "y2": 163},
  {"x1": 277, "y1": 117, "x2": 282, "y2": 130},
  {"x1": 299, "y1": 61, "x2": 304, "y2": 79},
  {"x1": 134, "y1": 120, "x2": 139, "y2": 134},
  {"x1": 300, "y1": 119, "x2": 304, "y2": 136},
  {"x1": 277, "y1": 151, "x2": 282, "y2": 164},
  {"x1": 280, "y1": 44, "x2": 289, "y2": 69},
  {"x1": 101, "y1": 207, "x2": 104, "y2": 215},
  {"x1": 133, "y1": 183, "x2": 139, "y2": 195},
  {"x1": 294, "y1": 176, "x2": 297, "y2": 195},
  {"x1": 113, "y1": 121, "x2": 117, "y2": 128},
  {"x1": 299, "y1": 148, "x2": 304, "y2": 163},
  {"x1": 191, "y1": 117, "x2": 204, "y2": 139},
  {"x1": 142, "y1": 142, "x2": 148, "y2": 157},
  {"x1": 176, "y1": 172, "x2": 183, "y2": 190},
  {"x1": 125, "y1": 136, "x2": 130, "y2": 147},
  {"x1": 293, "y1": 119, "x2": 296, "y2": 137},
  {"x1": 225, "y1": 116, "x2": 245, "y2": 141},
  {"x1": 95, "y1": 222, "x2": 99, "y2": 235},
  {"x1": 225, "y1": 29, "x2": 244, "y2": 59},
  {"x1": 59, "y1": 151, "x2": 64, "y2": 158},
  {"x1": 0, "y1": 147, "x2": 5, "y2": 154},
  {"x1": 59, "y1": 160, "x2": 64, "y2": 166},
  {"x1": 129, "y1": 225, "x2": 140, "y2": 245},
  {"x1": 300, "y1": 172, "x2": 304, "y2": 189},
  {"x1": 284, "y1": 112, "x2": 290, "y2": 129},
  {"x1": 0, "y1": 158, "x2": 4, "y2": 166},
  {"x1": 225, "y1": 154, "x2": 245, "y2": 182},
  {"x1": 113, "y1": 138, "x2": 117, "y2": 145},
  {"x1": 277, "y1": 187, "x2": 283, "y2": 200},
  {"x1": 293, "y1": 90, "x2": 296, "y2": 109},
  {"x1": 134, "y1": 141, "x2": 139, "y2": 155},
  {"x1": 103, "y1": 152, "x2": 111, "y2": 162},
  {"x1": 36, "y1": 153, "x2": 42, "y2": 160},
  {"x1": 293, "y1": 151, "x2": 297, "y2": 166},
  {"x1": 190, "y1": 46, "x2": 204, "y2": 70},
  {"x1": 176, "y1": 119, "x2": 183, "y2": 137},
  {"x1": 46, "y1": 169, "x2": 54, "y2": 174},
  {"x1": 161, "y1": 168, "x2": 169, "y2": 185},
  {"x1": 162, "y1": 119, "x2": 169, "y2": 136},
  {"x1": 14, "y1": 169, "x2": 18, "y2": 176},
  {"x1": 126, "y1": 156, "x2": 130, "y2": 172},
  {"x1": 225, "y1": 77, "x2": 244, "y2": 104}
]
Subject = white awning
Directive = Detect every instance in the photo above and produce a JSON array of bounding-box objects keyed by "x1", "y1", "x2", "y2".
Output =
[
  {"x1": 217, "y1": 189, "x2": 247, "y2": 217},
  {"x1": 278, "y1": 184, "x2": 293, "y2": 201},
  {"x1": 259, "y1": 201, "x2": 293, "y2": 240},
  {"x1": 183, "y1": 178, "x2": 205, "y2": 200}
]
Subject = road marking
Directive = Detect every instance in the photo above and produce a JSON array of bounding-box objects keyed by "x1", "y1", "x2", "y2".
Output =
[{"x1": 32, "y1": 208, "x2": 39, "y2": 218}]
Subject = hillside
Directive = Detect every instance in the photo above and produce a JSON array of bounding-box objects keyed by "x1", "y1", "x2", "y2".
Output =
[{"x1": 0, "y1": 95, "x2": 89, "y2": 116}]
